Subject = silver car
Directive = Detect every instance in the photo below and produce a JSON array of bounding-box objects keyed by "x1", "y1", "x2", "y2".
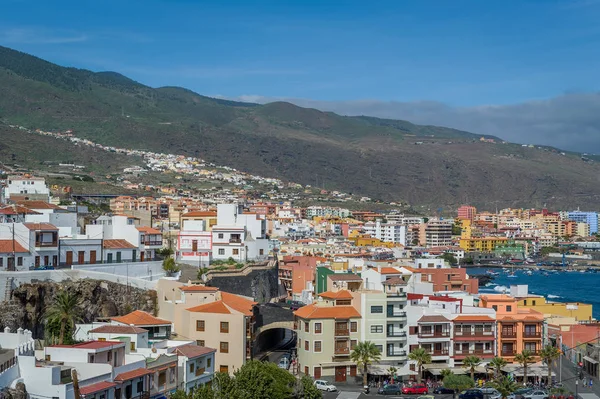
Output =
[{"x1": 523, "y1": 390, "x2": 548, "y2": 399}]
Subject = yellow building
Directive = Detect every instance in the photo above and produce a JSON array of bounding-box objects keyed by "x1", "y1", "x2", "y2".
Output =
[
  {"x1": 459, "y1": 237, "x2": 509, "y2": 252},
  {"x1": 516, "y1": 295, "x2": 593, "y2": 322},
  {"x1": 351, "y1": 236, "x2": 396, "y2": 248}
]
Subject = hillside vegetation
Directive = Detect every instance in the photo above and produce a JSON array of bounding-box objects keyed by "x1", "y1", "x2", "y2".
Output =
[{"x1": 1, "y1": 45, "x2": 599, "y2": 210}]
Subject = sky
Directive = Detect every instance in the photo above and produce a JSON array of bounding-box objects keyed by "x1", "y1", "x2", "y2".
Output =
[{"x1": 1, "y1": 0, "x2": 600, "y2": 151}]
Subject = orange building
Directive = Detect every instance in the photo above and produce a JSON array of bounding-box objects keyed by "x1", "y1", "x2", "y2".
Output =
[
  {"x1": 416, "y1": 267, "x2": 479, "y2": 294},
  {"x1": 279, "y1": 256, "x2": 319, "y2": 301},
  {"x1": 479, "y1": 294, "x2": 544, "y2": 362}
]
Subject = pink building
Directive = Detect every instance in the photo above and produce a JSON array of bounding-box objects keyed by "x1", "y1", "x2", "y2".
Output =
[{"x1": 457, "y1": 205, "x2": 477, "y2": 221}]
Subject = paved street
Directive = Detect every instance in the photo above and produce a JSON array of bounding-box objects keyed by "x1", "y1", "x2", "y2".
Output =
[
  {"x1": 555, "y1": 355, "x2": 600, "y2": 398},
  {"x1": 322, "y1": 389, "x2": 455, "y2": 399}
]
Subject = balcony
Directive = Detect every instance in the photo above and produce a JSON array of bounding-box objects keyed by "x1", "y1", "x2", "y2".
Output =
[
  {"x1": 455, "y1": 349, "x2": 494, "y2": 357},
  {"x1": 387, "y1": 331, "x2": 407, "y2": 338},
  {"x1": 418, "y1": 331, "x2": 450, "y2": 338},
  {"x1": 425, "y1": 349, "x2": 449, "y2": 356},
  {"x1": 35, "y1": 241, "x2": 58, "y2": 248},
  {"x1": 143, "y1": 240, "x2": 163, "y2": 246},
  {"x1": 387, "y1": 291, "x2": 407, "y2": 299},
  {"x1": 229, "y1": 238, "x2": 242, "y2": 244},
  {"x1": 501, "y1": 331, "x2": 517, "y2": 339},
  {"x1": 523, "y1": 331, "x2": 542, "y2": 339},
  {"x1": 501, "y1": 350, "x2": 515, "y2": 356},
  {"x1": 387, "y1": 311, "x2": 407, "y2": 318},
  {"x1": 195, "y1": 367, "x2": 206, "y2": 376},
  {"x1": 335, "y1": 329, "x2": 350, "y2": 337},
  {"x1": 454, "y1": 330, "x2": 495, "y2": 339},
  {"x1": 334, "y1": 347, "x2": 350, "y2": 355},
  {"x1": 387, "y1": 350, "x2": 407, "y2": 357}
]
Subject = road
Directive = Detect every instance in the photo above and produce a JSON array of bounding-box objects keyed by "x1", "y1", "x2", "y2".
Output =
[
  {"x1": 555, "y1": 355, "x2": 600, "y2": 398},
  {"x1": 322, "y1": 391, "x2": 455, "y2": 399}
]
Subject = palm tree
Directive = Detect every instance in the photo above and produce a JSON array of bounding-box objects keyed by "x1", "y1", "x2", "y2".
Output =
[
  {"x1": 350, "y1": 341, "x2": 381, "y2": 387},
  {"x1": 441, "y1": 368, "x2": 455, "y2": 379},
  {"x1": 489, "y1": 357, "x2": 508, "y2": 378},
  {"x1": 388, "y1": 366, "x2": 398, "y2": 383},
  {"x1": 491, "y1": 376, "x2": 520, "y2": 399},
  {"x1": 45, "y1": 290, "x2": 82, "y2": 345},
  {"x1": 540, "y1": 345, "x2": 561, "y2": 385},
  {"x1": 408, "y1": 347, "x2": 432, "y2": 384},
  {"x1": 514, "y1": 350, "x2": 535, "y2": 385},
  {"x1": 463, "y1": 356, "x2": 481, "y2": 381}
]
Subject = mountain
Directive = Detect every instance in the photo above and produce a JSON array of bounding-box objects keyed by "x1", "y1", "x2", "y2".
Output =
[{"x1": 1, "y1": 44, "x2": 600, "y2": 210}]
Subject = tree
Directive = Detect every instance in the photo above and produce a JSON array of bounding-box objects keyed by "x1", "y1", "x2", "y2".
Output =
[
  {"x1": 514, "y1": 350, "x2": 535, "y2": 384},
  {"x1": 45, "y1": 290, "x2": 82, "y2": 345},
  {"x1": 440, "y1": 369, "x2": 455, "y2": 378},
  {"x1": 388, "y1": 366, "x2": 398, "y2": 383},
  {"x1": 292, "y1": 375, "x2": 323, "y2": 399},
  {"x1": 540, "y1": 345, "x2": 561, "y2": 384},
  {"x1": 350, "y1": 341, "x2": 382, "y2": 387},
  {"x1": 463, "y1": 356, "x2": 481, "y2": 381},
  {"x1": 162, "y1": 257, "x2": 180, "y2": 276},
  {"x1": 408, "y1": 347, "x2": 432, "y2": 384},
  {"x1": 490, "y1": 376, "x2": 520, "y2": 399},
  {"x1": 489, "y1": 357, "x2": 508, "y2": 378},
  {"x1": 443, "y1": 374, "x2": 475, "y2": 399},
  {"x1": 441, "y1": 253, "x2": 458, "y2": 266}
]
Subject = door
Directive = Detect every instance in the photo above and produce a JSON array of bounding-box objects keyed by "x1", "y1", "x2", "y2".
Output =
[
  {"x1": 44, "y1": 256, "x2": 49, "y2": 266},
  {"x1": 35, "y1": 256, "x2": 40, "y2": 267},
  {"x1": 335, "y1": 366, "x2": 347, "y2": 382},
  {"x1": 78, "y1": 251, "x2": 85, "y2": 264},
  {"x1": 314, "y1": 367, "x2": 321, "y2": 379},
  {"x1": 140, "y1": 252, "x2": 145, "y2": 262},
  {"x1": 66, "y1": 251, "x2": 73, "y2": 266},
  {"x1": 107, "y1": 253, "x2": 113, "y2": 263},
  {"x1": 52, "y1": 255, "x2": 57, "y2": 266},
  {"x1": 90, "y1": 251, "x2": 96, "y2": 264},
  {"x1": 192, "y1": 240, "x2": 198, "y2": 252},
  {"x1": 116, "y1": 252, "x2": 122, "y2": 262},
  {"x1": 7, "y1": 257, "x2": 15, "y2": 271},
  {"x1": 350, "y1": 365, "x2": 357, "y2": 377}
]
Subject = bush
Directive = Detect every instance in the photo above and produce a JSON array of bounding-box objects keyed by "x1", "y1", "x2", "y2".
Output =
[
  {"x1": 235, "y1": 263, "x2": 244, "y2": 269},
  {"x1": 162, "y1": 258, "x2": 180, "y2": 275}
]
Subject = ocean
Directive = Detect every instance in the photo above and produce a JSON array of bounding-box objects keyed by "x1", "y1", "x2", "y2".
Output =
[{"x1": 468, "y1": 267, "x2": 600, "y2": 319}]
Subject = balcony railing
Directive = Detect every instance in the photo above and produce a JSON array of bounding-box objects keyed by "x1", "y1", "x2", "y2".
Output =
[
  {"x1": 387, "y1": 292, "x2": 407, "y2": 299},
  {"x1": 387, "y1": 311, "x2": 407, "y2": 318},
  {"x1": 35, "y1": 241, "x2": 58, "y2": 247},
  {"x1": 334, "y1": 347, "x2": 350, "y2": 355},
  {"x1": 501, "y1": 350, "x2": 515, "y2": 356},
  {"x1": 334, "y1": 329, "x2": 350, "y2": 337},
  {"x1": 523, "y1": 331, "x2": 542, "y2": 338},
  {"x1": 229, "y1": 238, "x2": 242, "y2": 243},
  {"x1": 144, "y1": 240, "x2": 163, "y2": 246},
  {"x1": 501, "y1": 331, "x2": 517, "y2": 338},
  {"x1": 195, "y1": 367, "x2": 205, "y2": 376},
  {"x1": 419, "y1": 331, "x2": 450, "y2": 338},
  {"x1": 387, "y1": 331, "x2": 407, "y2": 338},
  {"x1": 425, "y1": 349, "x2": 449, "y2": 356},
  {"x1": 387, "y1": 350, "x2": 407, "y2": 357},
  {"x1": 455, "y1": 349, "x2": 494, "y2": 356},
  {"x1": 455, "y1": 330, "x2": 494, "y2": 337}
]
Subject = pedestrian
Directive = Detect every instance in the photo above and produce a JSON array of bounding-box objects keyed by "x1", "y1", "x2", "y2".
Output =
[
  {"x1": 590, "y1": 379, "x2": 593, "y2": 389},
  {"x1": 584, "y1": 377, "x2": 587, "y2": 387}
]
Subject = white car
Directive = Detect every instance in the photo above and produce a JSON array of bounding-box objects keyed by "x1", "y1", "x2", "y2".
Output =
[
  {"x1": 523, "y1": 390, "x2": 548, "y2": 399},
  {"x1": 490, "y1": 391, "x2": 515, "y2": 399},
  {"x1": 314, "y1": 380, "x2": 337, "y2": 392}
]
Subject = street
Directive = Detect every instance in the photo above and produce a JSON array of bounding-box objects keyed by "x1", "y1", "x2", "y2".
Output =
[
  {"x1": 555, "y1": 355, "x2": 600, "y2": 398},
  {"x1": 322, "y1": 391, "x2": 456, "y2": 399}
]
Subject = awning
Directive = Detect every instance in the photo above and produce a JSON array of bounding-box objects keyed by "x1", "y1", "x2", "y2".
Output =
[
  {"x1": 584, "y1": 356, "x2": 599, "y2": 365},
  {"x1": 368, "y1": 365, "x2": 390, "y2": 375},
  {"x1": 424, "y1": 365, "x2": 467, "y2": 376}
]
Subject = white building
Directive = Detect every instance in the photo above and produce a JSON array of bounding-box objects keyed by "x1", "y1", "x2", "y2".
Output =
[
  {"x1": 363, "y1": 220, "x2": 407, "y2": 245},
  {"x1": 174, "y1": 344, "x2": 216, "y2": 393},
  {"x1": 4, "y1": 175, "x2": 50, "y2": 202}
]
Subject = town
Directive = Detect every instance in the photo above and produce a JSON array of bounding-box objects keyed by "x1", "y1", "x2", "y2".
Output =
[{"x1": 0, "y1": 174, "x2": 599, "y2": 399}]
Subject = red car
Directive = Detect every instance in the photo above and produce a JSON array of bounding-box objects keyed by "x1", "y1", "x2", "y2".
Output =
[{"x1": 402, "y1": 385, "x2": 429, "y2": 395}]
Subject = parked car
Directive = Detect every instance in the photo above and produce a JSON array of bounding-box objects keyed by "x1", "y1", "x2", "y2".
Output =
[
  {"x1": 402, "y1": 385, "x2": 429, "y2": 395},
  {"x1": 378, "y1": 385, "x2": 402, "y2": 395},
  {"x1": 288, "y1": 300, "x2": 304, "y2": 311},
  {"x1": 522, "y1": 390, "x2": 548, "y2": 399},
  {"x1": 314, "y1": 380, "x2": 337, "y2": 392},
  {"x1": 277, "y1": 357, "x2": 289, "y2": 370},
  {"x1": 514, "y1": 388, "x2": 534, "y2": 397},
  {"x1": 459, "y1": 389, "x2": 484, "y2": 399},
  {"x1": 417, "y1": 395, "x2": 435, "y2": 399},
  {"x1": 434, "y1": 387, "x2": 456, "y2": 394}
]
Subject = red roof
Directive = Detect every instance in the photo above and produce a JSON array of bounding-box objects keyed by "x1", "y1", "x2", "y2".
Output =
[
  {"x1": 114, "y1": 367, "x2": 153, "y2": 382},
  {"x1": 111, "y1": 310, "x2": 171, "y2": 326},
  {"x1": 16, "y1": 200, "x2": 62, "y2": 210},
  {"x1": 453, "y1": 315, "x2": 495, "y2": 322},
  {"x1": 319, "y1": 290, "x2": 354, "y2": 300},
  {"x1": 175, "y1": 344, "x2": 216, "y2": 359},
  {"x1": 183, "y1": 211, "x2": 217, "y2": 217},
  {"x1": 23, "y1": 222, "x2": 58, "y2": 230},
  {"x1": 380, "y1": 267, "x2": 402, "y2": 275},
  {"x1": 187, "y1": 301, "x2": 231, "y2": 314},
  {"x1": 80, "y1": 381, "x2": 117, "y2": 395},
  {"x1": 103, "y1": 239, "x2": 137, "y2": 249},
  {"x1": 136, "y1": 226, "x2": 162, "y2": 235},
  {"x1": 0, "y1": 205, "x2": 41, "y2": 215},
  {"x1": 294, "y1": 304, "x2": 361, "y2": 320},
  {"x1": 0, "y1": 239, "x2": 28, "y2": 253},
  {"x1": 418, "y1": 315, "x2": 450, "y2": 323},
  {"x1": 221, "y1": 292, "x2": 257, "y2": 316},
  {"x1": 179, "y1": 285, "x2": 219, "y2": 293},
  {"x1": 89, "y1": 325, "x2": 148, "y2": 334}
]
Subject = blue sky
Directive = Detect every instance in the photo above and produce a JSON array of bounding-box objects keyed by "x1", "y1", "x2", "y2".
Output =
[{"x1": 1, "y1": 0, "x2": 600, "y2": 106}]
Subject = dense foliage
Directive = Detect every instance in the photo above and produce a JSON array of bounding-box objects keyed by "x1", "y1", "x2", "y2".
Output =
[{"x1": 350, "y1": 341, "x2": 382, "y2": 386}]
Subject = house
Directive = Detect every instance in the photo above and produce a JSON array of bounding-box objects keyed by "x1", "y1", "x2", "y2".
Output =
[
  {"x1": 59, "y1": 238, "x2": 102, "y2": 266},
  {"x1": 175, "y1": 344, "x2": 216, "y2": 392},
  {"x1": 0, "y1": 239, "x2": 31, "y2": 270},
  {"x1": 4, "y1": 174, "x2": 50, "y2": 202},
  {"x1": 146, "y1": 353, "x2": 178, "y2": 399},
  {"x1": 111, "y1": 310, "x2": 172, "y2": 342},
  {"x1": 88, "y1": 325, "x2": 150, "y2": 353},
  {"x1": 102, "y1": 239, "x2": 138, "y2": 263},
  {"x1": 44, "y1": 341, "x2": 127, "y2": 367}
]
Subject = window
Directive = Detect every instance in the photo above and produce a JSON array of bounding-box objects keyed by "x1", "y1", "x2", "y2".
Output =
[
  {"x1": 220, "y1": 342, "x2": 229, "y2": 353},
  {"x1": 371, "y1": 305, "x2": 383, "y2": 314},
  {"x1": 207, "y1": 357, "x2": 212, "y2": 368},
  {"x1": 371, "y1": 325, "x2": 384, "y2": 333},
  {"x1": 196, "y1": 320, "x2": 205, "y2": 332},
  {"x1": 232, "y1": 249, "x2": 239, "y2": 255},
  {"x1": 259, "y1": 249, "x2": 264, "y2": 255},
  {"x1": 484, "y1": 324, "x2": 492, "y2": 332},
  {"x1": 218, "y1": 233, "x2": 224, "y2": 239},
  {"x1": 220, "y1": 322, "x2": 229, "y2": 333},
  {"x1": 190, "y1": 363, "x2": 195, "y2": 373},
  {"x1": 492, "y1": 305, "x2": 498, "y2": 311},
  {"x1": 315, "y1": 322, "x2": 322, "y2": 334},
  {"x1": 130, "y1": 342, "x2": 136, "y2": 351},
  {"x1": 523, "y1": 300, "x2": 527, "y2": 305},
  {"x1": 506, "y1": 305, "x2": 512, "y2": 312},
  {"x1": 17, "y1": 257, "x2": 22, "y2": 266},
  {"x1": 336, "y1": 299, "x2": 351, "y2": 306},
  {"x1": 485, "y1": 342, "x2": 491, "y2": 350},
  {"x1": 532, "y1": 300, "x2": 537, "y2": 306},
  {"x1": 220, "y1": 365, "x2": 229, "y2": 373},
  {"x1": 197, "y1": 340, "x2": 205, "y2": 347},
  {"x1": 108, "y1": 351, "x2": 112, "y2": 362},
  {"x1": 375, "y1": 345, "x2": 383, "y2": 353},
  {"x1": 351, "y1": 340, "x2": 357, "y2": 349},
  {"x1": 98, "y1": 338, "x2": 106, "y2": 342},
  {"x1": 218, "y1": 249, "x2": 225, "y2": 255},
  {"x1": 314, "y1": 341, "x2": 322, "y2": 352},
  {"x1": 455, "y1": 325, "x2": 462, "y2": 332},
  {"x1": 305, "y1": 340, "x2": 309, "y2": 351},
  {"x1": 350, "y1": 321, "x2": 357, "y2": 332},
  {"x1": 136, "y1": 380, "x2": 143, "y2": 392}
]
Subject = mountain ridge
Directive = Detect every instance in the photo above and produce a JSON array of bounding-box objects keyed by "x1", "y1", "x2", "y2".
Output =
[{"x1": 1, "y1": 44, "x2": 599, "y2": 210}]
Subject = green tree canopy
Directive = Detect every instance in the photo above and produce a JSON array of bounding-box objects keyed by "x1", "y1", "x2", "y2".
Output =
[
  {"x1": 350, "y1": 341, "x2": 382, "y2": 386},
  {"x1": 490, "y1": 376, "x2": 520, "y2": 399},
  {"x1": 462, "y1": 355, "x2": 481, "y2": 381},
  {"x1": 45, "y1": 290, "x2": 82, "y2": 345},
  {"x1": 443, "y1": 374, "x2": 475, "y2": 394},
  {"x1": 489, "y1": 357, "x2": 508, "y2": 378},
  {"x1": 540, "y1": 345, "x2": 561, "y2": 384}
]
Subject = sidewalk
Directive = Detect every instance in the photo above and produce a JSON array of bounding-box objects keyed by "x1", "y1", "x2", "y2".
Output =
[{"x1": 556, "y1": 355, "x2": 600, "y2": 398}]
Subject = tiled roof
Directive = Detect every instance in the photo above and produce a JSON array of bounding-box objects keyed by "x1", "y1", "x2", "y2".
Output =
[
  {"x1": 453, "y1": 315, "x2": 495, "y2": 322},
  {"x1": 103, "y1": 239, "x2": 136, "y2": 249},
  {"x1": 89, "y1": 325, "x2": 148, "y2": 334},
  {"x1": 50, "y1": 341, "x2": 124, "y2": 350},
  {"x1": 0, "y1": 205, "x2": 41, "y2": 215},
  {"x1": 136, "y1": 226, "x2": 162, "y2": 235},
  {"x1": 328, "y1": 273, "x2": 362, "y2": 281},
  {"x1": 221, "y1": 292, "x2": 257, "y2": 316},
  {"x1": 114, "y1": 367, "x2": 153, "y2": 382},
  {"x1": 187, "y1": 301, "x2": 231, "y2": 314},
  {"x1": 16, "y1": 200, "x2": 62, "y2": 210},
  {"x1": 175, "y1": 344, "x2": 216, "y2": 359},
  {"x1": 183, "y1": 211, "x2": 217, "y2": 217},
  {"x1": 384, "y1": 277, "x2": 407, "y2": 286},
  {"x1": 23, "y1": 222, "x2": 58, "y2": 230},
  {"x1": 111, "y1": 310, "x2": 171, "y2": 326},
  {"x1": 380, "y1": 267, "x2": 402, "y2": 274},
  {"x1": 180, "y1": 285, "x2": 219, "y2": 293},
  {"x1": 80, "y1": 381, "x2": 117, "y2": 395},
  {"x1": 418, "y1": 315, "x2": 450, "y2": 323},
  {"x1": 294, "y1": 304, "x2": 361, "y2": 320},
  {"x1": 319, "y1": 290, "x2": 354, "y2": 300},
  {"x1": 0, "y1": 239, "x2": 28, "y2": 253}
]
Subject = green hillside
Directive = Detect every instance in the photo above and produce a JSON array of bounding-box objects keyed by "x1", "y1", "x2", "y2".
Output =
[{"x1": 1, "y1": 44, "x2": 600, "y2": 210}]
